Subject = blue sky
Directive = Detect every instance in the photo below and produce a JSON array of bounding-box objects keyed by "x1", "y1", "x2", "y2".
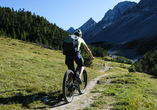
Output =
[{"x1": 0, "y1": 0, "x2": 140, "y2": 30}]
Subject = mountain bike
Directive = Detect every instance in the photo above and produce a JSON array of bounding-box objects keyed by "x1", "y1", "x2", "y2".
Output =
[{"x1": 62, "y1": 59, "x2": 89, "y2": 103}]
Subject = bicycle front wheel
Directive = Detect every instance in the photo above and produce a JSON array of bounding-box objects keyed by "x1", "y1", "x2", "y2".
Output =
[
  {"x1": 63, "y1": 70, "x2": 75, "y2": 103},
  {"x1": 79, "y1": 69, "x2": 87, "y2": 94}
]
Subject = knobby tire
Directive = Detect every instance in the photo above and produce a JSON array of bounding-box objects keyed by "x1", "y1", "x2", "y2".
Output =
[
  {"x1": 79, "y1": 69, "x2": 87, "y2": 94},
  {"x1": 63, "y1": 70, "x2": 75, "y2": 103}
]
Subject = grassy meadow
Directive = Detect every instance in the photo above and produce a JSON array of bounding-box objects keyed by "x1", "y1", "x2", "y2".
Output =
[
  {"x1": 83, "y1": 62, "x2": 157, "y2": 110},
  {"x1": 1, "y1": 36, "x2": 157, "y2": 110},
  {"x1": 0, "y1": 36, "x2": 106, "y2": 109}
]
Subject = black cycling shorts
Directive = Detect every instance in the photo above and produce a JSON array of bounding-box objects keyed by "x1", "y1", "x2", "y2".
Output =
[{"x1": 65, "y1": 54, "x2": 84, "y2": 72}]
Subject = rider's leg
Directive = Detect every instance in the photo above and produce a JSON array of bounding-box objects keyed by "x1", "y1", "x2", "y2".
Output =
[
  {"x1": 65, "y1": 56, "x2": 74, "y2": 83},
  {"x1": 74, "y1": 54, "x2": 84, "y2": 76},
  {"x1": 65, "y1": 56, "x2": 74, "y2": 71},
  {"x1": 79, "y1": 66, "x2": 84, "y2": 76}
]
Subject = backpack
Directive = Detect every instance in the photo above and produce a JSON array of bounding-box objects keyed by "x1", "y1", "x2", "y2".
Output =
[{"x1": 62, "y1": 35, "x2": 80, "y2": 56}]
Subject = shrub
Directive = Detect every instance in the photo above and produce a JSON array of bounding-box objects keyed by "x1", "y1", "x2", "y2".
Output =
[
  {"x1": 81, "y1": 45, "x2": 108, "y2": 57},
  {"x1": 128, "y1": 65, "x2": 136, "y2": 72},
  {"x1": 80, "y1": 45, "x2": 108, "y2": 67},
  {"x1": 133, "y1": 50, "x2": 157, "y2": 76},
  {"x1": 103, "y1": 56, "x2": 132, "y2": 64},
  {"x1": 82, "y1": 54, "x2": 93, "y2": 67},
  {"x1": 114, "y1": 56, "x2": 132, "y2": 64},
  {"x1": 84, "y1": 59, "x2": 93, "y2": 67}
]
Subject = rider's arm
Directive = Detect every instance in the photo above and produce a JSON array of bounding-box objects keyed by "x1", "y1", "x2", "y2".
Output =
[{"x1": 83, "y1": 44, "x2": 94, "y2": 60}]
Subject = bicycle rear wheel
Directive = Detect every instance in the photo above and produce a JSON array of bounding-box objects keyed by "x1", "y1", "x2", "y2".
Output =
[
  {"x1": 63, "y1": 70, "x2": 75, "y2": 103},
  {"x1": 79, "y1": 69, "x2": 87, "y2": 94}
]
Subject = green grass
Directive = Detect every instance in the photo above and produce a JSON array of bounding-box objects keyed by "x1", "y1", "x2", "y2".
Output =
[
  {"x1": 3, "y1": 36, "x2": 157, "y2": 110},
  {"x1": 0, "y1": 36, "x2": 105, "y2": 109},
  {"x1": 84, "y1": 62, "x2": 157, "y2": 110}
]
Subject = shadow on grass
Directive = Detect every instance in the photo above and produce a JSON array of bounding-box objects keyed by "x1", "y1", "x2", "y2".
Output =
[
  {"x1": 151, "y1": 76, "x2": 157, "y2": 79},
  {"x1": 0, "y1": 89, "x2": 64, "y2": 109},
  {"x1": 46, "y1": 91, "x2": 66, "y2": 108}
]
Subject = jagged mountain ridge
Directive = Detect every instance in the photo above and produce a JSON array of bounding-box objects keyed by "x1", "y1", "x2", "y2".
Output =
[
  {"x1": 102, "y1": 1, "x2": 137, "y2": 23},
  {"x1": 66, "y1": 0, "x2": 157, "y2": 59},
  {"x1": 83, "y1": 1, "x2": 137, "y2": 40},
  {"x1": 67, "y1": 1, "x2": 136, "y2": 35},
  {"x1": 67, "y1": 17, "x2": 96, "y2": 34},
  {"x1": 83, "y1": 0, "x2": 157, "y2": 59},
  {"x1": 79, "y1": 17, "x2": 96, "y2": 34}
]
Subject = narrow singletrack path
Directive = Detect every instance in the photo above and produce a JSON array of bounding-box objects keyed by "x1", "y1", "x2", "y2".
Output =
[{"x1": 50, "y1": 62, "x2": 113, "y2": 110}]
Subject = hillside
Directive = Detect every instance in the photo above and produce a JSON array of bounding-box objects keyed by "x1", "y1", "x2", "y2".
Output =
[
  {"x1": 1, "y1": 36, "x2": 157, "y2": 110},
  {"x1": 83, "y1": 0, "x2": 157, "y2": 59},
  {"x1": 84, "y1": 62, "x2": 157, "y2": 110},
  {"x1": 0, "y1": 6, "x2": 70, "y2": 50},
  {"x1": 0, "y1": 6, "x2": 108, "y2": 59},
  {"x1": 0, "y1": 36, "x2": 106, "y2": 109},
  {"x1": 79, "y1": 17, "x2": 96, "y2": 35},
  {"x1": 81, "y1": 1, "x2": 137, "y2": 41},
  {"x1": 67, "y1": 17, "x2": 96, "y2": 35}
]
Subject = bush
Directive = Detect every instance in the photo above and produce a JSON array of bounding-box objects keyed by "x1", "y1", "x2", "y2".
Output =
[
  {"x1": 81, "y1": 45, "x2": 108, "y2": 57},
  {"x1": 80, "y1": 45, "x2": 108, "y2": 67},
  {"x1": 103, "y1": 56, "x2": 132, "y2": 64},
  {"x1": 128, "y1": 65, "x2": 136, "y2": 72},
  {"x1": 114, "y1": 56, "x2": 132, "y2": 64},
  {"x1": 84, "y1": 59, "x2": 93, "y2": 67},
  {"x1": 133, "y1": 50, "x2": 157, "y2": 76}
]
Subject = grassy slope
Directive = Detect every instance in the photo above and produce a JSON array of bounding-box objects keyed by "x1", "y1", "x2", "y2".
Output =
[
  {"x1": 84, "y1": 62, "x2": 157, "y2": 110},
  {"x1": 2, "y1": 36, "x2": 157, "y2": 110},
  {"x1": 0, "y1": 36, "x2": 106, "y2": 109}
]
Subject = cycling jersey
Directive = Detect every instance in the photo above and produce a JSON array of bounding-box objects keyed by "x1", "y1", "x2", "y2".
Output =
[{"x1": 78, "y1": 37, "x2": 86, "y2": 50}]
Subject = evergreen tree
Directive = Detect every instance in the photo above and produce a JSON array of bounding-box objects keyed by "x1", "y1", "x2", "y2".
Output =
[
  {"x1": 0, "y1": 6, "x2": 108, "y2": 58},
  {"x1": 12, "y1": 27, "x2": 16, "y2": 39}
]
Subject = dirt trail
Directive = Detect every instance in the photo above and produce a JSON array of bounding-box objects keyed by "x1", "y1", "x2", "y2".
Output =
[{"x1": 50, "y1": 62, "x2": 113, "y2": 110}]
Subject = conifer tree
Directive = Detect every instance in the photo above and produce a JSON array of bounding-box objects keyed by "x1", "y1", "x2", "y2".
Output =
[
  {"x1": 12, "y1": 27, "x2": 16, "y2": 39},
  {"x1": 0, "y1": 6, "x2": 108, "y2": 57}
]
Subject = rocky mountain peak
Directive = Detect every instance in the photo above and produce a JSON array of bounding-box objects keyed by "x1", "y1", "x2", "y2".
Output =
[
  {"x1": 79, "y1": 17, "x2": 96, "y2": 34},
  {"x1": 102, "y1": 1, "x2": 137, "y2": 23},
  {"x1": 138, "y1": 0, "x2": 157, "y2": 9},
  {"x1": 67, "y1": 27, "x2": 75, "y2": 34},
  {"x1": 84, "y1": 0, "x2": 157, "y2": 59}
]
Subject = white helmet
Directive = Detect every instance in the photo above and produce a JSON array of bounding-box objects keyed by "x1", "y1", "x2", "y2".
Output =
[{"x1": 74, "y1": 29, "x2": 82, "y2": 36}]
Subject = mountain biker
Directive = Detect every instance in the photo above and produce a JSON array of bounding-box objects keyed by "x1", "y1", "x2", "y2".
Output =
[{"x1": 63, "y1": 29, "x2": 94, "y2": 83}]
